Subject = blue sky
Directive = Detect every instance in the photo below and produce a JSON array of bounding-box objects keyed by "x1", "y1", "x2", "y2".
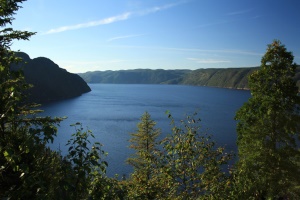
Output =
[{"x1": 11, "y1": 0, "x2": 300, "y2": 73}]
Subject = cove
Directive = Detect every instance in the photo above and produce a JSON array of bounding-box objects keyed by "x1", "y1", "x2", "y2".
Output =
[{"x1": 40, "y1": 84, "x2": 251, "y2": 177}]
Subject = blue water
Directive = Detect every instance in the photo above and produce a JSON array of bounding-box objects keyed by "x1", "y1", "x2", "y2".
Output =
[{"x1": 40, "y1": 84, "x2": 251, "y2": 177}]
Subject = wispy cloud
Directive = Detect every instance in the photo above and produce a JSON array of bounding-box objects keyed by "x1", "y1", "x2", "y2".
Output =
[
  {"x1": 160, "y1": 47, "x2": 263, "y2": 56},
  {"x1": 105, "y1": 45, "x2": 263, "y2": 56},
  {"x1": 187, "y1": 58, "x2": 231, "y2": 64},
  {"x1": 196, "y1": 20, "x2": 234, "y2": 28},
  {"x1": 226, "y1": 9, "x2": 252, "y2": 16},
  {"x1": 137, "y1": 1, "x2": 185, "y2": 16},
  {"x1": 43, "y1": 1, "x2": 185, "y2": 35},
  {"x1": 57, "y1": 59, "x2": 126, "y2": 66},
  {"x1": 43, "y1": 12, "x2": 131, "y2": 34},
  {"x1": 107, "y1": 34, "x2": 146, "y2": 42}
]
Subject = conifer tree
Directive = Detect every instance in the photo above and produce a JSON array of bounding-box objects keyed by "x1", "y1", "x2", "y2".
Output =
[
  {"x1": 126, "y1": 111, "x2": 161, "y2": 199},
  {"x1": 0, "y1": 1, "x2": 65, "y2": 198},
  {"x1": 234, "y1": 40, "x2": 300, "y2": 198}
]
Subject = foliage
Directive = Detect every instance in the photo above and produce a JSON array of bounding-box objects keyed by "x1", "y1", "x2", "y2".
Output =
[
  {"x1": 0, "y1": 1, "x2": 112, "y2": 199},
  {"x1": 126, "y1": 111, "x2": 162, "y2": 199},
  {"x1": 89, "y1": 173, "x2": 128, "y2": 200},
  {"x1": 0, "y1": 0, "x2": 64, "y2": 198},
  {"x1": 234, "y1": 40, "x2": 300, "y2": 199},
  {"x1": 0, "y1": 0, "x2": 35, "y2": 50},
  {"x1": 66, "y1": 123, "x2": 108, "y2": 199},
  {"x1": 124, "y1": 112, "x2": 233, "y2": 199},
  {"x1": 3, "y1": 1, "x2": 300, "y2": 199},
  {"x1": 158, "y1": 112, "x2": 233, "y2": 199}
]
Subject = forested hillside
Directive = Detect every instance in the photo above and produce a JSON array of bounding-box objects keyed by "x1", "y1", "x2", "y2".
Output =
[
  {"x1": 79, "y1": 69, "x2": 190, "y2": 84},
  {"x1": 12, "y1": 52, "x2": 91, "y2": 103},
  {"x1": 79, "y1": 67, "x2": 300, "y2": 90},
  {"x1": 1, "y1": 1, "x2": 300, "y2": 198},
  {"x1": 181, "y1": 67, "x2": 257, "y2": 89}
]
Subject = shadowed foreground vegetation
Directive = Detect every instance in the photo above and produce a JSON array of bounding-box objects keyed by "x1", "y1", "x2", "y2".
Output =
[{"x1": 1, "y1": 1, "x2": 299, "y2": 199}]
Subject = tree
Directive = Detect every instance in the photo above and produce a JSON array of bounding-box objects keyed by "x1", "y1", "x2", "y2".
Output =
[
  {"x1": 160, "y1": 112, "x2": 232, "y2": 199},
  {"x1": 0, "y1": 1, "x2": 119, "y2": 199},
  {"x1": 234, "y1": 40, "x2": 300, "y2": 198},
  {"x1": 0, "y1": 1, "x2": 66, "y2": 198},
  {"x1": 126, "y1": 111, "x2": 161, "y2": 199},
  {"x1": 0, "y1": 0, "x2": 36, "y2": 134},
  {"x1": 66, "y1": 123, "x2": 108, "y2": 199}
]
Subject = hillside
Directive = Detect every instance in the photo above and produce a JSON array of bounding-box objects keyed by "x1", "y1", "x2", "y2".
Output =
[
  {"x1": 13, "y1": 52, "x2": 91, "y2": 103},
  {"x1": 181, "y1": 67, "x2": 258, "y2": 89},
  {"x1": 79, "y1": 67, "x2": 300, "y2": 90},
  {"x1": 79, "y1": 69, "x2": 190, "y2": 84}
]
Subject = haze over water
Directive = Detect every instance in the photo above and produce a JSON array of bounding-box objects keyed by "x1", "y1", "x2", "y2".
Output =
[{"x1": 41, "y1": 84, "x2": 250, "y2": 177}]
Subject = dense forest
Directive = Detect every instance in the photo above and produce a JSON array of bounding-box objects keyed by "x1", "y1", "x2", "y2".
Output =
[
  {"x1": 79, "y1": 66, "x2": 300, "y2": 90},
  {"x1": 1, "y1": 1, "x2": 300, "y2": 199},
  {"x1": 13, "y1": 52, "x2": 91, "y2": 103}
]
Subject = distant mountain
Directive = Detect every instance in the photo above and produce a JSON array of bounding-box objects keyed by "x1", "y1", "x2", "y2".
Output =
[
  {"x1": 79, "y1": 67, "x2": 300, "y2": 90},
  {"x1": 79, "y1": 69, "x2": 190, "y2": 84},
  {"x1": 13, "y1": 52, "x2": 91, "y2": 103},
  {"x1": 181, "y1": 67, "x2": 257, "y2": 89}
]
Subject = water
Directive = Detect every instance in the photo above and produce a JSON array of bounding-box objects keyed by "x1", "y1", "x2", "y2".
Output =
[{"x1": 40, "y1": 84, "x2": 251, "y2": 177}]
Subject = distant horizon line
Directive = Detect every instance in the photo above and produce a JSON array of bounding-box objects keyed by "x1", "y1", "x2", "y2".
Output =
[{"x1": 76, "y1": 66, "x2": 262, "y2": 74}]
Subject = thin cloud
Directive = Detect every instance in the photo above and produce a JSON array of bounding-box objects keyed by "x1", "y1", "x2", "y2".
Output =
[
  {"x1": 137, "y1": 1, "x2": 185, "y2": 16},
  {"x1": 161, "y1": 47, "x2": 263, "y2": 56},
  {"x1": 43, "y1": 1, "x2": 186, "y2": 35},
  {"x1": 105, "y1": 45, "x2": 263, "y2": 56},
  {"x1": 197, "y1": 15, "x2": 260, "y2": 29},
  {"x1": 196, "y1": 20, "x2": 234, "y2": 28},
  {"x1": 43, "y1": 12, "x2": 131, "y2": 34},
  {"x1": 107, "y1": 34, "x2": 146, "y2": 42},
  {"x1": 226, "y1": 9, "x2": 252, "y2": 16},
  {"x1": 187, "y1": 58, "x2": 231, "y2": 64},
  {"x1": 57, "y1": 60, "x2": 126, "y2": 66}
]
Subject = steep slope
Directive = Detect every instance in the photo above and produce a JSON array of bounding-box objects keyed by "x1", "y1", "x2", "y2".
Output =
[
  {"x1": 79, "y1": 67, "x2": 300, "y2": 90},
  {"x1": 181, "y1": 68, "x2": 257, "y2": 89},
  {"x1": 13, "y1": 52, "x2": 91, "y2": 103},
  {"x1": 79, "y1": 69, "x2": 190, "y2": 84}
]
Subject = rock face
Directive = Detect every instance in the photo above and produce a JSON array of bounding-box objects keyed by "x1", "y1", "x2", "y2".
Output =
[{"x1": 14, "y1": 52, "x2": 91, "y2": 103}]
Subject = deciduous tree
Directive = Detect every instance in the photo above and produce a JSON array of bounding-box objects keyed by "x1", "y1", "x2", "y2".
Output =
[
  {"x1": 66, "y1": 123, "x2": 108, "y2": 199},
  {"x1": 161, "y1": 112, "x2": 232, "y2": 199}
]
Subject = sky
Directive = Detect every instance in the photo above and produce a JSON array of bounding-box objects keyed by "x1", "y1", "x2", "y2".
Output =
[{"x1": 10, "y1": 0, "x2": 300, "y2": 73}]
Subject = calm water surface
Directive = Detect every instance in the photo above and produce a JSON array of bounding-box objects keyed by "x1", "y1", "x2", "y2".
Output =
[{"x1": 40, "y1": 84, "x2": 251, "y2": 177}]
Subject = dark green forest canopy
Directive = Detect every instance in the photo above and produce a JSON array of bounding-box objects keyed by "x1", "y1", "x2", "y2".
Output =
[
  {"x1": 13, "y1": 51, "x2": 300, "y2": 92},
  {"x1": 12, "y1": 52, "x2": 91, "y2": 103},
  {"x1": 78, "y1": 66, "x2": 300, "y2": 90},
  {"x1": 2, "y1": 0, "x2": 299, "y2": 199}
]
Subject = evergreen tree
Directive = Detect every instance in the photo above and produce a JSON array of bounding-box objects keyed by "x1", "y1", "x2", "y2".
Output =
[
  {"x1": 0, "y1": 1, "x2": 116, "y2": 199},
  {"x1": 126, "y1": 111, "x2": 161, "y2": 199},
  {"x1": 0, "y1": 1, "x2": 66, "y2": 198},
  {"x1": 234, "y1": 40, "x2": 300, "y2": 198}
]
